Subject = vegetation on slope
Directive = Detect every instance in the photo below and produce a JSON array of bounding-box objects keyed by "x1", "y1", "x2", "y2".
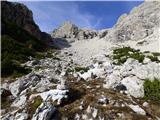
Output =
[
  {"x1": 112, "y1": 47, "x2": 145, "y2": 65},
  {"x1": 112, "y1": 47, "x2": 160, "y2": 65},
  {"x1": 144, "y1": 78, "x2": 160, "y2": 104},
  {"x1": 1, "y1": 19, "x2": 55, "y2": 78}
]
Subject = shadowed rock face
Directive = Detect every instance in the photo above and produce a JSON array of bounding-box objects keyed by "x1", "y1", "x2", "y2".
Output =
[{"x1": 1, "y1": 1, "x2": 52, "y2": 43}]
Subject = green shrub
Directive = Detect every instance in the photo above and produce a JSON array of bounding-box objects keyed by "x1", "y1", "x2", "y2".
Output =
[
  {"x1": 112, "y1": 47, "x2": 144, "y2": 64},
  {"x1": 33, "y1": 97, "x2": 42, "y2": 109},
  {"x1": 130, "y1": 52, "x2": 145, "y2": 63},
  {"x1": 2, "y1": 19, "x2": 47, "y2": 51},
  {"x1": 147, "y1": 55, "x2": 159, "y2": 62},
  {"x1": 1, "y1": 35, "x2": 33, "y2": 77},
  {"x1": 137, "y1": 40, "x2": 147, "y2": 45},
  {"x1": 28, "y1": 96, "x2": 43, "y2": 118},
  {"x1": 152, "y1": 52, "x2": 160, "y2": 56},
  {"x1": 144, "y1": 78, "x2": 160, "y2": 104},
  {"x1": 66, "y1": 68, "x2": 74, "y2": 73},
  {"x1": 35, "y1": 52, "x2": 45, "y2": 60},
  {"x1": 75, "y1": 67, "x2": 89, "y2": 72},
  {"x1": 52, "y1": 56, "x2": 61, "y2": 60},
  {"x1": 66, "y1": 66, "x2": 89, "y2": 73},
  {"x1": 1, "y1": 17, "x2": 56, "y2": 78}
]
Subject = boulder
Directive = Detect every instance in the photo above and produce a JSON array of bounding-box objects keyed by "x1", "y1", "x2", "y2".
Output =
[
  {"x1": 121, "y1": 76, "x2": 144, "y2": 98},
  {"x1": 30, "y1": 89, "x2": 69, "y2": 105},
  {"x1": 11, "y1": 95, "x2": 27, "y2": 108},
  {"x1": 9, "y1": 80, "x2": 24, "y2": 97},
  {"x1": 9, "y1": 73, "x2": 40, "y2": 97},
  {"x1": 104, "y1": 72, "x2": 121, "y2": 89},
  {"x1": 15, "y1": 113, "x2": 28, "y2": 120},
  {"x1": 32, "y1": 102, "x2": 56, "y2": 120}
]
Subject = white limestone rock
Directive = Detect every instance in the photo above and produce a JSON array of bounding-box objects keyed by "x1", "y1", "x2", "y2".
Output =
[
  {"x1": 92, "y1": 108, "x2": 98, "y2": 118},
  {"x1": 143, "y1": 102, "x2": 149, "y2": 107},
  {"x1": 11, "y1": 95, "x2": 27, "y2": 108},
  {"x1": 143, "y1": 57, "x2": 151, "y2": 63},
  {"x1": 32, "y1": 102, "x2": 56, "y2": 120},
  {"x1": 15, "y1": 113, "x2": 28, "y2": 120},
  {"x1": 105, "y1": 1, "x2": 160, "y2": 42},
  {"x1": 133, "y1": 62, "x2": 160, "y2": 80},
  {"x1": 98, "y1": 95, "x2": 109, "y2": 104},
  {"x1": 104, "y1": 72, "x2": 121, "y2": 89},
  {"x1": 30, "y1": 89, "x2": 68, "y2": 105},
  {"x1": 9, "y1": 80, "x2": 24, "y2": 97},
  {"x1": 79, "y1": 67, "x2": 105, "y2": 80},
  {"x1": 121, "y1": 76, "x2": 144, "y2": 98},
  {"x1": 8, "y1": 72, "x2": 40, "y2": 97},
  {"x1": 128, "y1": 104, "x2": 146, "y2": 115}
]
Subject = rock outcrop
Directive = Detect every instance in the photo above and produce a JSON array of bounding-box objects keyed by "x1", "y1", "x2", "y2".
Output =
[
  {"x1": 105, "y1": 1, "x2": 160, "y2": 42},
  {"x1": 52, "y1": 21, "x2": 98, "y2": 41},
  {"x1": 1, "y1": 1, "x2": 52, "y2": 43}
]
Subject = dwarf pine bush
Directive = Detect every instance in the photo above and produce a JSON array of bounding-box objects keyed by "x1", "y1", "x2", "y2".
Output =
[
  {"x1": 112, "y1": 47, "x2": 144, "y2": 64},
  {"x1": 144, "y1": 78, "x2": 160, "y2": 104}
]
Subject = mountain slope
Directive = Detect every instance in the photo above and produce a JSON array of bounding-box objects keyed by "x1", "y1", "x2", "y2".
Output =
[
  {"x1": 1, "y1": 1, "x2": 52, "y2": 43},
  {"x1": 105, "y1": 1, "x2": 160, "y2": 42},
  {"x1": 1, "y1": 1, "x2": 54, "y2": 77}
]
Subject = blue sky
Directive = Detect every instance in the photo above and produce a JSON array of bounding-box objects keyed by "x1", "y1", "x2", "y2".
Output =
[{"x1": 21, "y1": 1, "x2": 144, "y2": 33}]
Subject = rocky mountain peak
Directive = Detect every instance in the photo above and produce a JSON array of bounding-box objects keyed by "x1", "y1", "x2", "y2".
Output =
[
  {"x1": 62, "y1": 21, "x2": 77, "y2": 28},
  {"x1": 52, "y1": 21, "x2": 79, "y2": 39},
  {"x1": 52, "y1": 21, "x2": 98, "y2": 41},
  {"x1": 105, "y1": 1, "x2": 160, "y2": 42}
]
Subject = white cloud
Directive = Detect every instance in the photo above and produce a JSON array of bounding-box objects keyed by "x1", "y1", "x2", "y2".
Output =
[{"x1": 20, "y1": 1, "x2": 101, "y2": 32}]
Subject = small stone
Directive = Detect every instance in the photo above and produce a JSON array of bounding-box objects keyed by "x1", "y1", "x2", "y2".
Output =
[
  {"x1": 143, "y1": 57, "x2": 151, "y2": 64},
  {"x1": 92, "y1": 108, "x2": 98, "y2": 118},
  {"x1": 128, "y1": 104, "x2": 146, "y2": 115},
  {"x1": 142, "y1": 102, "x2": 149, "y2": 107},
  {"x1": 15, "y1": 113, "x2": 28, "y2": 120},
  {"x1": 98, "y1": 96, "x2": 109, "y2": 104}
]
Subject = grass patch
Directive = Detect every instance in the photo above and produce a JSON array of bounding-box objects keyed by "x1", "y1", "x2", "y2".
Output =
[
  {"x1": 144, "y1": 78, "x2": 160, "y2": 104},
  {"x1": 147, "y1": 55, "x2": 160, "y2": 62},
  {"x1": 1, "y1": 19, "x2": 57, "y2": 78},
  {"x1": 66, "y1": 66, "x2": 89, "y2": 73},
  {"x1": 75, "y1": 67, "x2": 89, "y2": 72},
  {"x1": 66, "y1": 68, "x2": 75, "y2": 73},
  {"x1": 1, "y1": 36, "x2": 32, "y2": 78},
  {"x1": 112, "y1": 47, "x2": 145, "y2": 65},
  {"x1": 152, "y1": 52, "x2": 160, "y2": 56},
  {"x1": 136, "y1": 40, "x2": 147, "y2": 45},
  {"x1": 27, "y1": 96, "x2": 43, "y2": 119}
]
